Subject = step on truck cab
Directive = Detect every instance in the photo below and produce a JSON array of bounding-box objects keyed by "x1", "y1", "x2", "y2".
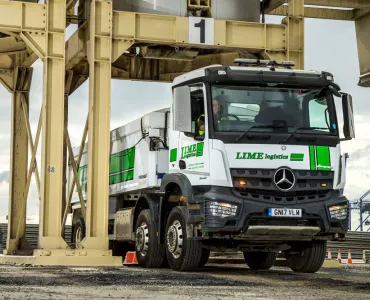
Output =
[{"x1": 70, "y1": 59, "x2": 355, "y2": 273}]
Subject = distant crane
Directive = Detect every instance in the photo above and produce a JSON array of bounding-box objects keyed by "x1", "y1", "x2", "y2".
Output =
[{"x1": 350, "y1": 190, "x2": 370, "y2": 231}]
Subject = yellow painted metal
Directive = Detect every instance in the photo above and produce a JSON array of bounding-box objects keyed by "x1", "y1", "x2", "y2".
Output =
[
  {"x1": 264, "y1": 0, "x2": 286, "y2": 13},
  {"x1": 269, "y1": 6, "x2": 356, "y2": 20},
  {"x1": 64, "y1": 130, "x2": 87, "y2": 222},
  {"x1": 5, "y1": 67, "x2": 32, "y2": 254},
  {"x1": 111, "y1": 11, "x2": 287, "y2": 51},
  {"x1": 305, "y1": 0, "x2": 370, "y2": 9},
  {"x1": 353, "y1": 9, "x2": 370, "y2": 20},
  {"x1": 0, "y1": 1, "x2": 46, "y2": 32},
  {"x1": 0, "y1": 249, "x2": 122, "y2": 267},
  {"x1": 14, "y1": 97, "x2": 41, "y2": 243},
  {"x1": 355, "y1": 12, "x2": 370, "y2": 87},
  {"x1": 65, "y1": 11, "x2": 288, "y2": 82},
  {"x1": 21, "y1": 97, "x2": 41, "y2": 200},
  {"x1": 80, "y1": 0, "x2": 112, "y2": 250},
  {"x1": 284, "y1": 0, "x2": 304, "y2": 70},
  {"x1": 61, "y1": 115, "x2": 88, "y2": 235},
  {"x1": 38, "y1": 0, "x2": 68, "y2": 250},
  {"x1": 0, "y1": 68, "x2": 14, "y2": 93}
]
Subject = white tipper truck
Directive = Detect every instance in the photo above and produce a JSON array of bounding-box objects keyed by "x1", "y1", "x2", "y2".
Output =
[{"x1": 70, "y1": 59, "x2": 355, "y2": 273}]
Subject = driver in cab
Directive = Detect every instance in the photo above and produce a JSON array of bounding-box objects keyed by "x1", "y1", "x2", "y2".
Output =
[{"x1": 197, "y1": 96, "x2": 228, "y2": 136}]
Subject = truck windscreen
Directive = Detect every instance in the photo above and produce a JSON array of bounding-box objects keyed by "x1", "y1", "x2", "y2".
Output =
[{"x1": 211, "y1": 85, "x2": 338, "y2": 136}]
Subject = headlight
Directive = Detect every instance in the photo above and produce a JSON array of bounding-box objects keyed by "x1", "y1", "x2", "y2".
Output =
[
  {"x1": 329, "y1": 204, "x2": 348, "y2": 220},
  {"x1": 209, "y1": 201, "x2": 238, "y2": 218}
]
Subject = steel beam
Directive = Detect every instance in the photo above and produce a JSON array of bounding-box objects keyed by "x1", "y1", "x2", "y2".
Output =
[
  {"x1": 305, "y1": 0, "x2": 370, "y2": 9},
  {"x1": 264, "y1": 0, "x2": 286, "y2": 13},
  {"x1": 37, "y1": 0, "x2": 68, "y2": 250},
  {"x1": 269, "y1": 5, "x2": 370, "y2": 20},
  {"x1": 269, "y1": 6, "x2": 353, "y2": 20},
  {"x1": 355, "y1": 12, "x2": 370, "y2": 87},
  {"x1": 80, "y1": 0, "x2": 112, "y2": 251},
  {"x1": 65, "y1": 11, "x2": 287, "y2": 66},
  {"x1": 65, "y1": 11, "x2": 287, "y2": 84},
  {"x1": 285, "y1": 0, "x2": 304, "y2": 70},
  {"x1": 5, "y1": 67, "x2": 32, "y2": 255}
]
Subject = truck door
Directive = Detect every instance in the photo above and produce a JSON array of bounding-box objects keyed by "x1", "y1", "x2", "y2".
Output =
[{"x1": 172, "y1": 84, "x2": 210, "y2": 186}]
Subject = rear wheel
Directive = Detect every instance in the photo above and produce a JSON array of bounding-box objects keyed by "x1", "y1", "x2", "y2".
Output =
[
  {"x1": 135, "y1": 209, "x2": 166, "y2": 268},
  {"x1": 243, "y1": 251, "x2": 277, "y2": 270},
  {"x1": 72, "y1": 217, "x2": 85, "y2": 248},
  {"x1": 165, "y1": 206, "x2": 203, "y2": 271},
  {"x1": 286, "y1": 241, "x2": 326, "y2": 273}
]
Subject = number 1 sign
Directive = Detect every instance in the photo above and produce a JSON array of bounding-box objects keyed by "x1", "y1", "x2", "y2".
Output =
[{"x1": 189, "y1": 17, "x2": 215, "y2": 45}]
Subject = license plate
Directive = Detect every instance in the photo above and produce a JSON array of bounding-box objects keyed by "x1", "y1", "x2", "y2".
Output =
[{"x1": 268, "y1": 208, "x2": 302, "y2": 217}]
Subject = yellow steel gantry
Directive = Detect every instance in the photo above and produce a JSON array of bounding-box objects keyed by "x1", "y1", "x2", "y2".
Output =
[{"x1": 0, "y1": 0, "x2": 368, "y2": 266}]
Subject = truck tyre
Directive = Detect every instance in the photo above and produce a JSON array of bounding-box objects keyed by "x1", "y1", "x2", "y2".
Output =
[
  {"x1": 72, "y1": 217, "x2": 85, "y2": 248},
  {"x1": 199, "y1": 248, "x2": 210, "y2": 267},
  {"x1": 286, "y1": 241, "x2": 326, "y2": 273},
  {"x1": 165, "y1": 206, "x2": 203, "y2": 271},
  {"x1": 135, "y1": 209, "x2": 165, "y2": 268},
  {"x1": 243, "y1": 251, "x2": 277, "y2": 270}
]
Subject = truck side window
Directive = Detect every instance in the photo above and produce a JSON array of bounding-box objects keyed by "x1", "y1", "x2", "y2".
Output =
[{"x1": 187, "y1": 86, "x2": 205, "y2": 138}]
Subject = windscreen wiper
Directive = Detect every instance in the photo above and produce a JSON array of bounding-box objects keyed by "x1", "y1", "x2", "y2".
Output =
[
  {"x1": 279, "y1": 127, "x2": 329, "y2": 144},
  {"x1": 235, "y1": 124, "x2": 291, "y2": 142}
]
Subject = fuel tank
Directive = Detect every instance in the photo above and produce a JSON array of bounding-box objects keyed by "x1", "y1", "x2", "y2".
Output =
[{"x1": 113, "y1": 0, "x2": 261, "y2": 22}]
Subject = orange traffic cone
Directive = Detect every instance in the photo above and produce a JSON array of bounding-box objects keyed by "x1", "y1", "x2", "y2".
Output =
[
  {"x1": 347, "y1": 250, "x2": 353, "y2": 264},
  {"x1": 337, "y1": 249, "x2": 342, "y2": 264},
  {"x1": 327, "y1": 248, "x2": 332, "y2": 260},
  {"x1": 124, "y1": 251, "x2": 138, "y2": 265}
]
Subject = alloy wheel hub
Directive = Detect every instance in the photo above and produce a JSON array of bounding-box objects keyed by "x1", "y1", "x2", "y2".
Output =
[
  {"x1": 166, "y1": 220, "x2": 183, "y2": 259},
  {"x1": 136, "y1": 222, "x2": 149, "y2": 256}
]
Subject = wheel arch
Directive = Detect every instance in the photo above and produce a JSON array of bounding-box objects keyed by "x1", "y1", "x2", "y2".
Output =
[
  {"x1": 158, "y1": 174, "x2": 193, "y2": 243},
  {"x1": 133, "y1": 194, "x2": 161, "y2": 232},
  {"x1": 160, "y1": 173, "x2": 193, "y2": 203}
]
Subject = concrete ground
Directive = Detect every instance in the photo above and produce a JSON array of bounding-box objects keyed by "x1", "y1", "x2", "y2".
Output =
[{"x1": 0, "y1": 263, "x2": 369, "y2": 300}]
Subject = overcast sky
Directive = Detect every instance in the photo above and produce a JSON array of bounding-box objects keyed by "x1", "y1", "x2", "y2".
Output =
[{"x1": 0, "y1": 16, "x2": 369, "y2": 228}]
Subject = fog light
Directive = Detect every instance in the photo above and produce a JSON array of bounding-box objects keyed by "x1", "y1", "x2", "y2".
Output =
[
  {"x1": 329, "y1": 204, "x2": 348, "y2": 220},
  {"x1": 209, "y1": 201, "x2": 238, "y2": 218}
]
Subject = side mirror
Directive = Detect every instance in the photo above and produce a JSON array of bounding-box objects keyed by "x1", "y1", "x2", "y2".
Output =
[
  {"x1": 341, "y1": 93, "x2": 355, "y2": 141},
  {"x1": 174, "y1": 86, "x2": 192, "y2": 134}
]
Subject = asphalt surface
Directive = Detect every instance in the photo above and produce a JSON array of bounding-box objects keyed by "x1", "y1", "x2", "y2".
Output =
[{"x1": 0, "y1": 264, "x2": 369, "y2": 300}]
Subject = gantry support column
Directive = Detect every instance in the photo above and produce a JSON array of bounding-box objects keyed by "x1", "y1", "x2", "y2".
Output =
[
  {"x1": 5, "y1": 67, "x2": 33, "y2": 255},
  {"x1": 80, "y1": 0, "x2": 113, "y2": 252},
  {"x1": 37, "y1": 0, "x2": 68, "y2": 251},
  {"x1": 355, "y1": 13, "x2": 370, "y2": 87},
  {"x1": 284, "y1": 0, "x2": 305, "y2": 69}
]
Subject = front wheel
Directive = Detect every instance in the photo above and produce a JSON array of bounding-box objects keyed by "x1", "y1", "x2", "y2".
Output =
[
  {"x1": 135, "y1": 209, "x2": 165, "y2": 268},
  {"x1": 165, "y1": 206, "x2": 203, "y2": 271},
  {"x1": 243, "y1": 251, "x2": 277, "y2": 270},
  {"x1": 286, "y1": 241, "x2": 326, "y2": 273}
]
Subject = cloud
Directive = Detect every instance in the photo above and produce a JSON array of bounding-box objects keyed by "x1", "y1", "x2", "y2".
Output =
[{"x1": 0, "y1": 171, "x2": 9, "y2": 184}]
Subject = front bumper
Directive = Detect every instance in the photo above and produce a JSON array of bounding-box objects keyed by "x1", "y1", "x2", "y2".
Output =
[{"x1": 188, "y1": 186, "x2": 349, "y2": 240}]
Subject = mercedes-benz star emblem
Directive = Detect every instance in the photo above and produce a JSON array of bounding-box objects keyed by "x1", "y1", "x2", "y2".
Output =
[{"x1": 274, "y1": 167, "x2": 296, "y2": 191}]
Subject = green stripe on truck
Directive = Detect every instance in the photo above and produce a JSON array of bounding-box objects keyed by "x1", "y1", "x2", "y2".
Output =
[
  {"x1": 109, "y1": 170, "x2": 134, "y2": 185},
  {"x1": 290, "y1": 153, "x2": 304, "y2": 162},
  {"x1": 109, "y1": 147, "x2": 135, "y2": 174},
  {"x1": 309, "y1": 146, "x2": 316, "y2": 170},
  {"x1": 170, "y1": 148, "x2": 177, "y2": 162},
  {"x1": 316, "y1": 146, "x2": 331, "y2": 171}
]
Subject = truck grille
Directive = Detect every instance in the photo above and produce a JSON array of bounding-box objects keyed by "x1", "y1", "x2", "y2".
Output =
[{"x1": 231, "y1": 168, "x2": 334, "y2": 204}]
